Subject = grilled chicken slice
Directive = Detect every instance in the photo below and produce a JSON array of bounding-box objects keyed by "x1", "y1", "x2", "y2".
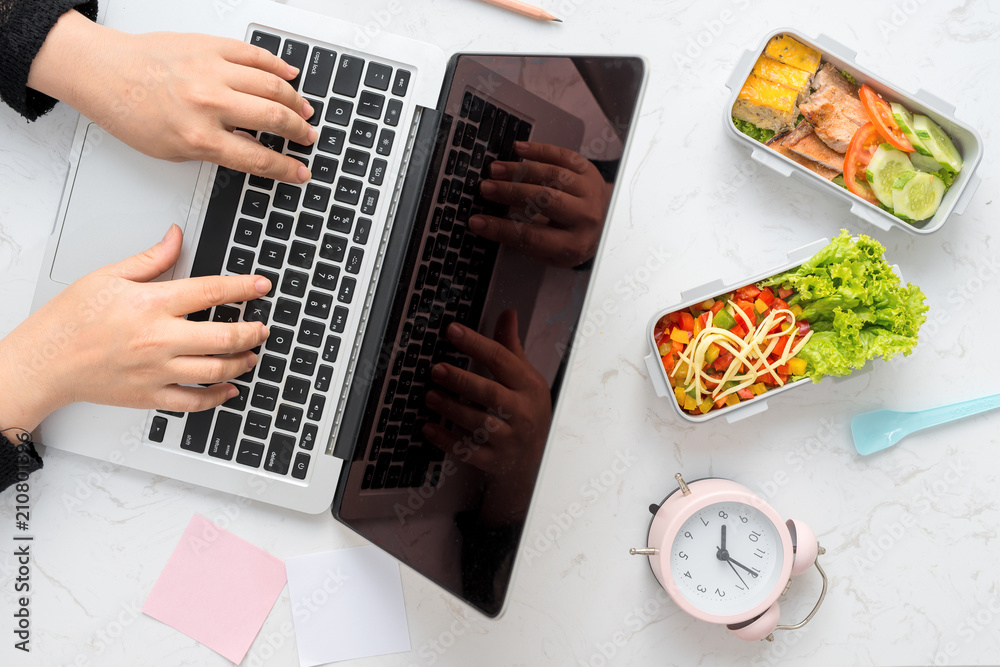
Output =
[
  {"x1": 799, "y1": 84, "x2": 868, "y2": 152},
  {"x1": 780, "y1": 120, "x2": 844, "y2": 173},
  {"x1": 767, "y1": 129, "x2": 840, "y2": 180}
]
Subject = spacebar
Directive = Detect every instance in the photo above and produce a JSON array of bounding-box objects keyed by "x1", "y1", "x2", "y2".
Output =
[{"x1": 190, "y1": 167, "x2": 246, "y2": 278}]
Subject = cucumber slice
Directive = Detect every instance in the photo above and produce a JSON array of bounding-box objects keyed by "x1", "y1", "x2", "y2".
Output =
[
  {"x1": 909, "y1": 151, "x2": 942, "y2": 172},
  {"x1": 890, "y1": 103, "x2": 933, "y2": 157},
  {"x1": 866, "y1": 144, "x2": 914, "y2": 207},
  {"x1": 891, "y1": 171, "x2": 945, "y2": 221},
  {"x1": 912, "y1": 115, "x2": 963, "y2": 173}
]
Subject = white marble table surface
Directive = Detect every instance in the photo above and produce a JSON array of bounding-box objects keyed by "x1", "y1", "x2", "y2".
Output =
[{"x1": 2, "y1": 0, "x2": 998, "y2": 665}]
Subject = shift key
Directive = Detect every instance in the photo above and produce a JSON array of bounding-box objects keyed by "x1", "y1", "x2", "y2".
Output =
[
  {"x1": 181, "y1": 409, "x2": 215, "y2": 453},
  {"x1": 303, "y1": 47, "x2": 337, "y2": 97}
]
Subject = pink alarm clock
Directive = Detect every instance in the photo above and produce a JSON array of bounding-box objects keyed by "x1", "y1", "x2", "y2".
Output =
[{"x1": 630, "y1": 474, "x2": 827, "y2": 641}]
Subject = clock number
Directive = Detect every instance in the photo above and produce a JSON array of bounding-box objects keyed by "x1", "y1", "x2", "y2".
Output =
[
  {"x1": 718, "y1": 510, "x2": 728, "y2": 519},
  {"x1": 749, "y1": 530, "x2": 762, "y2": 542},
  {"x1": 740, "y1": 515, "x2": 748, "y2": 524},
  {"x1": 754, "y1": 548, "x2": 766, "y2": 558},
  {"x1": 678, "y1": 551, "x2": 689, "y2": 560},
  {"x1": 715, "y1": 588, "x2": 726, "y2": 597},
  {"x1": 684, "y1": 531, "x2": 693, "y2": 539},
  {"x1": 683, "y1": 571, "x2": 692, "y2": 579},
  {"x1": 697, "y1": 585, "x2": 707, "y2": 593}
]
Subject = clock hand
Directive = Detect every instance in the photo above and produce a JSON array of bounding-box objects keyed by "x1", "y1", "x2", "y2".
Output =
[
  {"x1": 727, "y1": 556, "x2": 759, "y2": 578},
  {"x1": 727, "y1": 559, "x2": 749, "y2": 588},
  {"x1": 720, "y1": 524, "x2": 727, "y2": 552}
]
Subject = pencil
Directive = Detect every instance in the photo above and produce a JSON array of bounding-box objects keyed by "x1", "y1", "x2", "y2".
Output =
[{"x1": 475, "y1": 0, "x2": 562, "y2": 22}]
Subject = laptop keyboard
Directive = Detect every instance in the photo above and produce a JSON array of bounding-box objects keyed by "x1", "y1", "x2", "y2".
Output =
[
  {"x1": 145, "y1": 29, "x2": 414, "y2": 482},
  {"x1": 360, "y1": 92, "x2": 532, "y2": 491}
]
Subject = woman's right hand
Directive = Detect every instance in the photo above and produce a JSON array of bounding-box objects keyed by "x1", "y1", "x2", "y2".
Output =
[{"x1": 0, "y1": 225, "x2": 268, "y2": 432}]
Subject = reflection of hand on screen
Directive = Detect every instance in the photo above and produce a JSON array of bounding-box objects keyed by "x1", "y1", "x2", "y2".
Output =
[
  {"x1": 422, "y1": 310, "x2": 551, "y2": 492},
  {"x1": 470, "y1": 141, "x2": 612, "y2": 269}
]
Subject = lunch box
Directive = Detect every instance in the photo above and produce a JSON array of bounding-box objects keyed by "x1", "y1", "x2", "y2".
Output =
[
  {"x1": 724, "y1": 29, "x2": 983, "y2": 236},
  {"x1": 644, "y1": 238, "x2": 883, "y2": 424}
]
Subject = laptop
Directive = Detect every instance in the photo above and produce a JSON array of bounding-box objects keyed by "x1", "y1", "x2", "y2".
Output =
[{"x1": 31, "y1": 0, "x2": 645, "y2": 616}]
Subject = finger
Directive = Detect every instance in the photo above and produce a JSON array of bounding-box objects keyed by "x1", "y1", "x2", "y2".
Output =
[
  {"x1": 212, "y1": 131, "x2": 311, "y2": 182},
  {"x1": 513, "y1": 141, "x2": 592, "y2": 174},
  {"x1": 441, "y1": 322, "x2": 527, "y2": 389},
  {"x1": 489, "y1": 159, "x2": 587, "y2": 197},
  {"x1": 105, "y1": 224, "x2": 182, "y2": 282},
  {"x1": 468, "y1": 213, "x2": 571, "y2": 255},
  {"x1": 165, "y1": 273, "x2": 272, "y2": 316},
  {"x1": 425, "y1": 390, "x2": 510, "y2": 436},
  {"x1": 222, "y1": 40, "x2": 301, "y2": 86},
  {"x1": 155, "y1": 383, "x2": 239, "y2": 414},
  {"x1": 492, "y1": 309, "x2": 524, "y2": 358},
  {"x1": 229, "y1": 66, "x2": 308, "y2": 122},
  {"x1": 220, "y1": 91, "x2": 316, "y2": 146},
  {"x1": 479, "y1": 180, "x2": 583, "y2": 225},
  {"x1": 172, "y1": 320, "x2": 269, "y2": 355},
  {"x1": 422, "y1": 422, "x2": 498, "y2": 471},
  {"x1": 430, "y1": 361, "x2": 512, "y2": 413},
  {"x1": 165, "y1": 351, "x2": 258, "y2": 385}
]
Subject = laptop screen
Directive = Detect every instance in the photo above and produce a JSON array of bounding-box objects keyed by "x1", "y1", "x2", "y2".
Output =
[{"x1": 334, "y1": 54, "x2": 644, "y2": 616}]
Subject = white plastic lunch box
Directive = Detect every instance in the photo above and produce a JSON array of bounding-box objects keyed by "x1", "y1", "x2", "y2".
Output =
[
  {"x1": 724, "y1": 29, "x2": 983, "y2": 236},
  {"x1": 644, "y1": 238, "x2": 884, "y2": 424}
]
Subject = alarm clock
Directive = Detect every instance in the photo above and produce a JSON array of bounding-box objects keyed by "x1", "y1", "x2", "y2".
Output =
[{"x1": 630, "y1": 474, "x2": 827, "y2": 641}]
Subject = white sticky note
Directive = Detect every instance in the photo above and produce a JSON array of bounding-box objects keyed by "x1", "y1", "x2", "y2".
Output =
[{"x1": 285, "y1": 545, "x2": 410, "y2": 666}]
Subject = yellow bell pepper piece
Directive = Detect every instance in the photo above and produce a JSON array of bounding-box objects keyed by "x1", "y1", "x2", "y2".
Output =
[
  {"x1": 754, "y1": 298, "x2": 769, "y2": 313},
  {"x1": 658, "y1": 342, "x2": 671, "y2": 356},
  {"x1": 750, "y1": 383, "x2": 768, "y2": 396},
  {"x1": 790, "y1": 304, "x2": 803, "y2": 317},
  {"x1": 684, "y1": 395, "x2": 698, "y2": 412},
  {"x1": 698, "y1": 398, "x2": 714, "y2": 414},
  {"x1": 788, "y1": 357, "x2": 807, "y2": 376},
  {"x1": 725, "y1": 394, "x2": 741, "y2": 406},
  {"x1": 670, "y1": 328, "x2": 690, "y2": 344},
  {"x1": 705, "y1": 343, "x2": 720, "y2": 364},
  {"x1": 674, "y1": 386, "x2": 686, "y2": 403}
]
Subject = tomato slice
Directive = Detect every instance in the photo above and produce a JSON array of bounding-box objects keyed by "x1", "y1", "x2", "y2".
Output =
[
  {"x1": 859, "y1": 84, "x2": 914, "y2": 152},
  {"x1": 844, "y1": 122, "x2": 883, "y2": 205}
]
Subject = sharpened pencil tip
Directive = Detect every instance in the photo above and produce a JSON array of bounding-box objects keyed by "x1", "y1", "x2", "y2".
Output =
[{"x1": 552, "y1": 17, "x2": 563, "y2": 22}]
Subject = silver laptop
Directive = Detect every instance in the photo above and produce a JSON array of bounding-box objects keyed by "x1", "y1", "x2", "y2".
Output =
[{"x1": 31, "y1": 0, "x2": 645, "y2": 616}]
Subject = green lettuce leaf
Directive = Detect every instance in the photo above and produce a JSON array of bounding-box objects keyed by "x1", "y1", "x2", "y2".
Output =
[{"x1": 761, "y1": 230, "x2": 928, "y2": 381}]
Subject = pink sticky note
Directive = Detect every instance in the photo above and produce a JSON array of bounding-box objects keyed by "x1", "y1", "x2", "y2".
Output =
[{"x1": 143, "y1": 515, "x2": 287, "y2": 663}]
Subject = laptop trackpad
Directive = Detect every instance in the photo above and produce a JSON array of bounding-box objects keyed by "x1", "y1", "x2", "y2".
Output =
[{"x1": 51, "y1": 123, "x2": 201, "y2": 285}]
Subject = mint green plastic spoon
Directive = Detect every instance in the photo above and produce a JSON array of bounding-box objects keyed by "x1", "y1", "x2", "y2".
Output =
[{"x1": 852, "y1": 392, "x2": 1000, "y2": 455}]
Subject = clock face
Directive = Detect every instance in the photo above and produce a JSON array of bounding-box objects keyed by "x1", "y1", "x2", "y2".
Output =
[{"x1": 669, "y1": 501, "x2": 784, "y2": 616}]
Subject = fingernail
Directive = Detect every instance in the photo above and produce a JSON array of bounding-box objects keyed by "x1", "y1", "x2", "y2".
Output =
[
  {"x1": 514, "y1": 141, "x2": 528, "y2": 153},
  {"x1": 302, "y1": 100, "x2": 313, "y2": 119},
  {"x1": 297, "y1": 165, "x2": 311, "y2": 182},
  {"x1": 289, "y1": 65, "x2": 301, "y2": 78},
  {"x1": 480, "y1": 181, "x2": 496, "y2": 195},
  {"x1": 448, "y1": 323, "x2": 465, "y2": 340},
  {"x1": 307, "y1": 127, "x2": 318, "y2": 143},
  {"x1": 468, "y1": 216, "x2": 485, "y2": 232},
  {"x1": 431, "y1": 364, "x2": 447, "y2": 381},
  {"x1": 259, "y1": 324, "x2": 269, "y2": 341},
  {"x1": 255, "y1": 277, "x2": 271, "y2": 294},
  {"x1": 490, "y1": 163, "x2": 508, "y2": 178},
  {"x1": 246, "y1": 352, "x2": 258, "y2": 370},
  {"x1": 227, "y1": 385, "x2": 239, "y2": 399}
]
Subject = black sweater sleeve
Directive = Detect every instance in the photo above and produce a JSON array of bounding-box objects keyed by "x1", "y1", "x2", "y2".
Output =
[
  {"x1": 0, "y1": 434, "x2": 43, "y2": 492},
  {"x1": 0, "y1": 0, "x2": 99, "y2": 120}
]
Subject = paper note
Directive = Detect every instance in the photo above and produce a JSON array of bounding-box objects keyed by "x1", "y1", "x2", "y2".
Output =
[
  {"x1": 285, "y1": 545, "x2": 410, "y2": 666},
  {"x1": 142, "y1": 515, "x2": 287, "y2": 664}
]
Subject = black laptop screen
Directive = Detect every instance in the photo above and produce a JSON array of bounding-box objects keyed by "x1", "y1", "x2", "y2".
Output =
[{"x1": 335, "y1": 54, "x2": 644, "y2": 617}]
